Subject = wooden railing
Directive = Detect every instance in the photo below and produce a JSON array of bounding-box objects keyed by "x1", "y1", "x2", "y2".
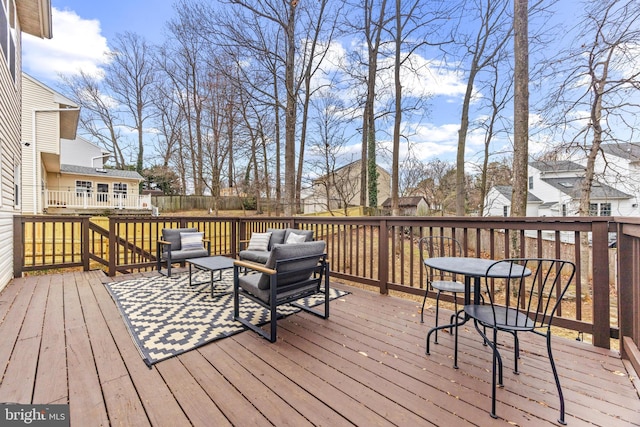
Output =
[
  {"x1": 616, "y1": 218, "x2": 640, "y2": 374},
  {"x1": 12, "y1": 215, "x2": 640, "y2": 369},
  {"x1": 45, "y1": 190, "x2": 152, "y2": 210}
]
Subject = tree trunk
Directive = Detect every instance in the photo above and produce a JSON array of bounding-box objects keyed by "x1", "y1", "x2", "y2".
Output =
[
  {"x1": 284, "y1": 2, "x2": 297, "y2": 216},
  {"x1": 391, "y1": 0, "x2": 401, "y2": 217},
  {"x1": 511, "y1": 0, "x2": 529, "y2": 219},
  {"x1": 455, "y1": 67, "x2": 478, "y2": 216}
]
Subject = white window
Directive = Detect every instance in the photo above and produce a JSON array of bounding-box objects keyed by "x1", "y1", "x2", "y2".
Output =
[
  {"x1": 589, "y1": 202, "x2": 611, "y2": 216},
  {"x1": 113, "y1": 183, "x2": 128, "y2": 198},
  {"x1": 97, "y1": 183, "x2": 108, "y2": 202},
  {"x1": 528, "y1": 176, "x2": 533, "y2": 190},
  {"x1": 76, "y1": 180, "x2": 92, "y2": 196},
  {"x1": 503, "y1": 205, "x2": 508, "y2": 217}
]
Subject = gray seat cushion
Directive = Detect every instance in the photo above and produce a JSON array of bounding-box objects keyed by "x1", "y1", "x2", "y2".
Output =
[
  {"x1": 238, "y1": 249, "x2": 270, "y2": 264},
  {"x1": 238, "y1": 273, "x2": 319, "y2": 304},
  {"x1": 261, "y1": 241, "x2": 326, "y2": 289},
  {"x1": 162, "y1": 227, "x2": 198, "y2": 251},
  {"x1": 238, "y1": 240, "x2": 326, "y2": 303},
  {"x1": 166, "y1": 248, "x2": 209, "y2": 261},
  {"x1": 239, "y1": 228, "x2": 315, "y2": 264}
]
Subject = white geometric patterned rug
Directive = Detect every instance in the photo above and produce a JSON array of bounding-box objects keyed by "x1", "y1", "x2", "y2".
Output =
[{"x1": 105, "y1": 270, "x2": 348, "y2": 366}]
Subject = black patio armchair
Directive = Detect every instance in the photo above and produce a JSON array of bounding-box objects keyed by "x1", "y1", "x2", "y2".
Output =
[{"x1": 233, "y1": 240, "x2": 329, "y2": 342}]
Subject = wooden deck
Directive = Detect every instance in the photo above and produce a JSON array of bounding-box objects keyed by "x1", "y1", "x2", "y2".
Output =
[{"x1": 0, "y1": 270, "x2": 638, "y2": 426}]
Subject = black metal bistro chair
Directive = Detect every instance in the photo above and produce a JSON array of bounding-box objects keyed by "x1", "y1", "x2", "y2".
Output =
[
  {"x1": 461, "y1": 258, "x2": 576, "y2": 425},
  {"x1": 419, "y1": 236, "x2": 467, "y2": 343}
]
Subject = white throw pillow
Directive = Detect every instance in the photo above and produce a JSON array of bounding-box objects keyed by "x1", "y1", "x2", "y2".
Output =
[
  {"x1": 180, "y1": 232, "x2": 204, "y2": 251},
  {"x1": 285, "y1": 232, "x2": 307, "y2": 244},
  {"x1": 247, "y1": 232, "x2": 272, "y2": 251}
]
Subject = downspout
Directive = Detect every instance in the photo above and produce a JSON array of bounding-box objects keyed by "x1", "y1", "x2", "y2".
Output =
[
  {"x1": 31, "y1": 107, "x2": 80, "y2": 214},
  {"x1": 91, "y1": 152, "x2": 112, "y2": 167}
]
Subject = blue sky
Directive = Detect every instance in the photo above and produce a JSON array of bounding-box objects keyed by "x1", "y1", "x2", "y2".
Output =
[
  {"x1": 21, "y1": 1, "x2": 583, "y2": 169},
  {"x1": 23, "y1": 1, "x2": 175, "y2": 84}
]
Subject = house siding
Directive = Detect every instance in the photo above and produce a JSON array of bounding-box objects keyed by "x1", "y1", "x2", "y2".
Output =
[
  {"x1": 484, "y1": 188, "x2": 510, "y2": 216},
  {"x1": 592, "y1": 153, "x2": 640, "y2": 216},
  {"x1": 61, "y1": 138, "x2": 103, "y2": 167},
  {"x1": 0, "y1": 1, "x2": 22, "y2": 291},
  {"x1": 22, "y1": 76, "x2": 65, "y2": 213},
  {"x1": 303, "y1": 160, "x2": 391, "y2": 214}
]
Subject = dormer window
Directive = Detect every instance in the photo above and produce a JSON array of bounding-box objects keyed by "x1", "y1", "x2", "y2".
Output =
[{"x1": 528, "y1": 176, "x2": 533, "y2": 190}]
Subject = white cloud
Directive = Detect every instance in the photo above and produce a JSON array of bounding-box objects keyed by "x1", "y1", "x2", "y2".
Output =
[
  {"x1": 315, "y1": 40, "x2": 470, "y2": 107},
  {"x1": 407, "y1": 122, "x2": 460, "y2": 160},
  {"x1": 22, "y1": 7, "x2": 110, "y2": 82},
  {"x1": 369, "y1": 54, "x2": 471, "y2": 104}
]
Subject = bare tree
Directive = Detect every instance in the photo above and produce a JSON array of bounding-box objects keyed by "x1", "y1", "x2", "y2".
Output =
[
  {"x1": 307, "y1": 92, "x2": 355, "y2": 215},
  {"x1": 160, "y1": 2, "x2": 212, "y2": 195},
  {"x1": 225, "y1": 0, "x2": 300, "y2": 215},
  {"x1": 104, "y1": 32, "x2": 157, "y2": 174},
  {"x1": 452, "y1": 0, "x2": 512, "y2": 215},
  {"x1": 60, "y1": 71, "x2": 127, "y2": 168},
  {"x1": 343, "y1": 0, "x2": 391, "y2": 208},
  {"x1": 388, "y1": 0, "x2": 450, "y2": 216},
  {"x1": 398, "y1": 152, "x2": 427, "y2": 197},
  {"x1": 294, "y1": 0, "x2": 342, "y2": 213},
  {"x1": 566, "y1": 1, "x2": 639, "y2": 215},
  {"x1": 413, "y1": 158, "x2": 455, "y2": 215},
  {"x1": 475, "y1": 60, "x2": 513, "y2": 216},
  {"x1": 151, "y1": 75, "x2": 183, "y2": 167}
]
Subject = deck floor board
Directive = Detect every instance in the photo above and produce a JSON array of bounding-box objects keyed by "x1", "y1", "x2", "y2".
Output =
[{"x1": 0, "y1": 271, "x2": 637, "y2": 426}]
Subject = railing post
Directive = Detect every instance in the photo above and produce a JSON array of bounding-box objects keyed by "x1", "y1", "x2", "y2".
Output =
[
  {"x1": 82, "y1": 217, "x2": 90, "y2": 271},
  {"x1": 231, "y1": 219, "x2": 238, "y2": 258},
  {"x1": 591, "y1": 219, "x2": 611, "y2": 349},
  {"x1": 108, "y1": 217, "x2": 116, "y2": 276},
  {"x1": 238, "y1": 219, "x2": 246, "y2": 251},
  {"x1": 618, "y1": 223, "x2": 640, "y2": 371},
  {"x1": 13, "y1": 216, "x2": 24, "y2": 278},
  {"x1": 379, "y1": 219, "x2": 389, "y2": 295}
]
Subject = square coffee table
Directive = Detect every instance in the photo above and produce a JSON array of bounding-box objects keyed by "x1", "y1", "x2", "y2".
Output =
[{"x1": 185, "y1": 256, "x2": 235, "y2": 297}]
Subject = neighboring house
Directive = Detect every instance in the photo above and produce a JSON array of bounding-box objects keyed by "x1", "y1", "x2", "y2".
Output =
[
  {"x1": 302, "y1": 160, "x2": 391, "y2": 214},
  {"x1": 484, "y1": 159, "x2": 635, "y2": 217},
  {"x1": 21, "y1": 74, "x2": 149, "y2": 214},
  {"x1": 594, "y1": 143, "x2": 640, "y2": 215},
  {"x1": 381, "y1": 196, "x2": 429, "y2": 216},
  {"x1": 0, "y1": 0, "x2": 53, "y2": 290},
  {"x1": 484, "y1": 185, "x2": 542, "y2": 217}
]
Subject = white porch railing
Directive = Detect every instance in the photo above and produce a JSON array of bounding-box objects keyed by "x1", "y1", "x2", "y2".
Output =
[{"x1": 44, "y1": 190, "x2": 152, "y2": 210}]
